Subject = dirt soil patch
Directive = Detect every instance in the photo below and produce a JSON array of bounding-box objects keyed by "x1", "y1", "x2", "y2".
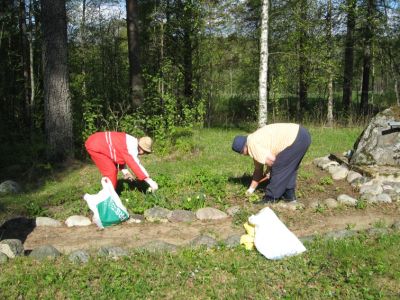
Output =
[{"x1": 14, "y1": 163, "x2": 400, "y2": 253}]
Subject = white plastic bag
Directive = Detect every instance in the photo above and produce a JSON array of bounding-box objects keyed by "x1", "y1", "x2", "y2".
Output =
[
  {"x1": 84, "y1": 177, "x2": 129, "y2": 228},
  {"x1": 248, "y1": 207, "x2": 306, "y2": 260}
]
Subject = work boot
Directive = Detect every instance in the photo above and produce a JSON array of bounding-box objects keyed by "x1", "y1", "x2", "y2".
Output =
[{"x1": 282, "y1": 189, "x2": 297, "y2": 203}]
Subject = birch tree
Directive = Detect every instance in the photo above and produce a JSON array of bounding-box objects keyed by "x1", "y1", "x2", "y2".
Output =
[
  {"x1": 258, "y1": 0, "x2": 269, "y2": 127},
  {"x1": 326, "y1": 0, "x2": 334, "y2": 127}
]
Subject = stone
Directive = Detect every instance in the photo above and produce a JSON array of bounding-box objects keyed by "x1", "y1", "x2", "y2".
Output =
[
  {"x1": 224, "y1": 234, "x2": 241, "y2": 248},
  {"x1": 168, "y1": 210, "x2": 196, "y2": 223},
  {"x1": 299, "y1": 235, "x2": 316, "y2": 243},
  {"x1": 0, "y1": 252, "x2": 8, "y2": 264},
  {"x1": 350, "y1": 106, "x2": 400, "y2": 166},
  {"x1": 69, "y1": 250, "x2": 90, "y2": 264},
  {"x1": 36, "y1": 217, "x2": 63, "y2": 227},
  {"x1": 359, "y1": 183, "x2": 383, "y2": 195},
  {"x1": 30, "y1": 245, "x2": 61, "y2": 260},
  {"x1": 126, "y1": 214, "x2": 145, "y2": 224},
  {"x1": 325, "y1": 230, "x2": 357, "y2": 240},
  {"x1": 0, "y1": 180, "x2": 21, "y2": 194},
  {"x1": 0, "y1": 239, "x2": 24, "y2": 258},
  {"x1": 309, "y1": 201, "x2": 321, "y2": 210},
  {"x1": 337, "y1": 194, "x2": 358, "y2": 206},
  {"x1": 324, "y1": 198, "x2": 339, "y2": 208},
  {"x1": 137, "y1": 240, "x2": 178, "y2": 253},
  {"x1": 98, "y1": 246, "x2": 128, "y2": 258},
  {"x1": 190, "y1": 235, "x2": 218, "y2": 248},
  {"x1": 195, "y1": 207, "x2": 228, "y2": 220},
  {"x1": 367, "y1": 228, "x2": 389, "y2": 236},
  {"x1": 65, "y1": 215, "x2": 92, "y2": 227},
  {"x1": 144, "y1": 206, "x2": 171, "y2": 223},
  {"x1": 330, "y1": 166, "x2": 349, "y2": 180},
  {"x1": 226, "y1": 206, "x2": 240, "y2": 217},
  {"x1": 375, "y1": 193, "x2": 392, "y2": 203},
  {"x1": 272, "y1": 202, "x2": 301, "y2": 211},
  {"x1": 313, "y1": 156, "x2": 330, "y2": 168},
  {"x1": 361, "y1": 193, "x2": 377, "y2": 203},
  {"x1": 350, "y1": 176, "x2": 369, "y2": 187},
  {"x1": 391, "y1": 221, "x2": 400, "y2": 231},
  {"x1": 321, "y1": 161, "x2": 339, "y2": 171},
  {"x1": 346, "y1": 171, "x2": 363, "y2": 183}
]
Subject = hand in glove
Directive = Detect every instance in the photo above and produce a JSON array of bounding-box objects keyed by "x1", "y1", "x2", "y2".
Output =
[
  {"x1": 245, "y1": 186, "x2": 255, "y2": 195},
  {"x1": 145, "y1": 178, "x2": 159, "y2": 192}
]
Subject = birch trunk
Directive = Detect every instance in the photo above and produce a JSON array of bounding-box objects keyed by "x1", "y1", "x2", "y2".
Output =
[{"x1": 258, "y1": 0, "x2": 269, "y2": 127}]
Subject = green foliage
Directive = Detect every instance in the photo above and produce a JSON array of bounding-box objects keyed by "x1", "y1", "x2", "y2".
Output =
[
  {"x1": 181, "y1": 193, "x2": 206, "y2": 211},
  {"x1": 24, "y1": 201, "x2": 47, "y2": 217},
  {"x1": 319, "y1": 176, "x2": 334, "y2": 186},
  {"x1": 356, "y1": 199, "x2": 367, "y2": 210}
]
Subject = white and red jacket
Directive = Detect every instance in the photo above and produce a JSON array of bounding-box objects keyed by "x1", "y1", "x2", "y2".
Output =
[{"x1": 85, "y1": 132, "x2": 149, "y2": 181}]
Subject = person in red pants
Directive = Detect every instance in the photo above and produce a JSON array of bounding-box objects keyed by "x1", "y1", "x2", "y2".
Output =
[{"x1": 85, "y1": 131, "x2": 158, "y2": 191}]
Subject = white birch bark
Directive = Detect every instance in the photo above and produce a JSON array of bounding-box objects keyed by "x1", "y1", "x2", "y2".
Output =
[{"x1": 258, "y1": 0, "x2": 269, "y2": 127}]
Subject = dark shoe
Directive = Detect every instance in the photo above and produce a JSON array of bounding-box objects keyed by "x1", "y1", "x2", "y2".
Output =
[
  {"x1": 254, "y1": 195, "x2": 277, "y2": 205},
  {"x1": 282, "y1": 189, "x2": 297, "y2": 203}
]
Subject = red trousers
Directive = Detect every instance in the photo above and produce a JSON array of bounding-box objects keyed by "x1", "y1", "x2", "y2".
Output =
[{"x1": 86, "y1": 148, "x2": 119, "y2": 188}]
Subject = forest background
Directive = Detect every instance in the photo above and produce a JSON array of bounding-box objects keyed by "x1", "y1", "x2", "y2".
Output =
[{"x1": 0, "y1": 0, "x2": 399, "y2": 171}]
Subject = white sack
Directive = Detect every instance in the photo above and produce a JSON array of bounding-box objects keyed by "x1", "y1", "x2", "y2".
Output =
[{"x1": 249, "y1": 207, "x2": 306, "y2": 260}]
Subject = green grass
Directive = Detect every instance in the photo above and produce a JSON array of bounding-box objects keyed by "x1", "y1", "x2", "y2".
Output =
[
  {"x1": 0, "y1": 125, "x2": 363, "y2": 221},
  {"x1": 0, "y1": 233, "x2": 399, "y2": 299},
  {"x1": 4, "y1": 125, "x2": 399, "y2": 298}
]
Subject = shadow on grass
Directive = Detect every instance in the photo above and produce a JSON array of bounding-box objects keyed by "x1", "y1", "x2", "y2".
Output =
[
  {"x1": 228, "y1": 174, "x2": 268, "y2": 191},
  {"x1": 0, "y1": 217, "x2": 36, "y2": 243},
  {"x1": 116, "y1": 179, "x2": 149, "y2": 194}
]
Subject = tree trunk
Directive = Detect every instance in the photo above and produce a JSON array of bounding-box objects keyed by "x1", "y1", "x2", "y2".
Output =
[
  {"x1": 360, "y1": 0, "x2": 375, "y2": 115},
  {"x1": 297, "y1": 0, "x2": 308, "y2": 122},
  {"x1": 326, "y1": 0, "x2": 334, "y2": 127},
  {"x1": 126, "y1": 0, "x2": 143, "y2": 109},
  {"x1": 342, "y1": 0, "x2": 356, "y2": 113},
  {"x1": 28, "y1": 0, "x2": 35, "y2": 132},
  {"x1": 258, "y1": 0, "x2": 269, "y2": 127},
  {"x1": 19, "y1": 0, "x2": 31, "y2": 127},
  {"x1": 41, "y1": 0, "x2": 74, "y2": 162}
]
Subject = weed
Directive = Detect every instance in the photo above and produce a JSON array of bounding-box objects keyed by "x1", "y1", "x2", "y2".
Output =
[
  {"x1": 24, "y1": 201, "x2": 47, "y2": 217},
  {"x1": 232, "y1": 208, "x2": 251, "y2": 226},
  {"x1": 356, "y1": 199, "x2": 367, "y2": 210},
  {"x1": 346, "y1": 223, "x2": 356, "y2": 230},
  {"x1": 319, "y1": 176, "x2": 333, "y2": 185},
  {"x1": 315, "y1": 204, "x2": 326, "y2": 213},
  {"x1": 247, "y1": 193, "x2": 260, "y2": 203},
  {"x1": 181, "y1": 193, "x2": 206, "y2": 211},
  {"x1": 373, "y1": 219, "x2": 387, "y2": 228},
  {"x1": 312, "y1": 184, "x2": 326, "y2": 193}
]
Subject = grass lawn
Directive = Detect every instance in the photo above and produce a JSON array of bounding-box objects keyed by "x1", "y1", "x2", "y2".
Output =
[{"x1": 1, "y1": 125, "x2": 400, "y2": 298}]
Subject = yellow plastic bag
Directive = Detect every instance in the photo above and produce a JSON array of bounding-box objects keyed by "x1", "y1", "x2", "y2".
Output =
[{"x1": 240, "y1": 222, "x2": 255, "y2": 250}]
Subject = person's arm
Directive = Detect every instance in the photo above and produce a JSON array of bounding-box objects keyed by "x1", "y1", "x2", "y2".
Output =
[
  {"x1": 124, "y1": 135, "x2": 158, "y2": 191},
  {"x1": 246, "y1": 160, "x2": 264, "y2": 194}
]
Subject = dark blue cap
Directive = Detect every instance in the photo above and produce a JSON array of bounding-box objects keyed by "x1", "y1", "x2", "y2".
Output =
[{"x1": 232, "y1": 135, "x2": 247, "y2": 154}]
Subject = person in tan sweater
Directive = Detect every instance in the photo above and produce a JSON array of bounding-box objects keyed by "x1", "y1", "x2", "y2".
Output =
[{"x1": 232, "y1": 123, "x2": 311, "y2": 203}]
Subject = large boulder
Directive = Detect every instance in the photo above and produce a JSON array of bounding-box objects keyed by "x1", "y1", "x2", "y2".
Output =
[{"x1": 350, "y1": 107, "x2": 400, "y2": 166}]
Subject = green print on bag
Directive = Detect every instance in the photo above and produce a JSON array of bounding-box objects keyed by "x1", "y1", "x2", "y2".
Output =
[{"x1": 97, "y1": 196, "x2": 129, "y2": 227}]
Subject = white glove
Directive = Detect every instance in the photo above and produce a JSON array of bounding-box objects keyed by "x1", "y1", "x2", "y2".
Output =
[
  {"x1": 145, "y1": 178, "x2": 158, "y2": 192},
  {"x1": 246, "y1": 186, "x2": 255, "y2": 195}
]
